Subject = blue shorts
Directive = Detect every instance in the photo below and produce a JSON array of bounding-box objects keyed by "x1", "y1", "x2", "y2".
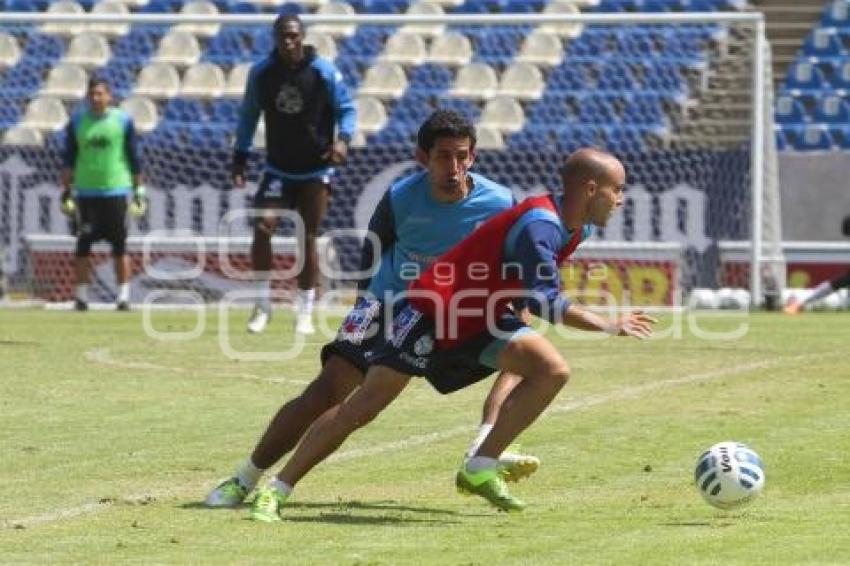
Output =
[
  {"x1": 320, "y1": 296, "x2": 389, "y2": 373},
  {"x1": 366, "y1": 303, "x2": 535, "y2": 394},
  {"x1": 254, "y1": 170, "x2": 332, "y2": 210}
]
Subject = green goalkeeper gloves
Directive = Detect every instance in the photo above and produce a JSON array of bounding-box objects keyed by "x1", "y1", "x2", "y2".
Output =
[
  {"x1": 130, "y1": 185, "x2": 148, "y2": 218},
  {"x1": 59, "y1": 190, "x2": 76, "y2": 216}
]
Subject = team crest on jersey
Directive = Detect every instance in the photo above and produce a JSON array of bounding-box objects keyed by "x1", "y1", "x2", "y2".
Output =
[{"x1": 275, "y1": 84, "x2": 304, "y2": 114}]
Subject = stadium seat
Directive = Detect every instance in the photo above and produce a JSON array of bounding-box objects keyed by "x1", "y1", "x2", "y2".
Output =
[
  {"x1": 164, "y1": 98, "x2": 207, "y2": 122},
  {"x1": 831, "y1": 125, "x2": 850, "y2": 149},
  {"x1": 539, "y1": 1, "x2": 583, "y2": 39},
  {"x1": 22, "y1": 96, "x2": 69, "y2": 131},
  {"x1": 792, "y1": 125, "x2": 833, "y2": 151},
  {"x1": 388, "y1": 92, "x2": 434, "y2": 125},
  {"x1": 154, "y1": 30, "x2": 202, "y2": 67},
  {"x1": 175, "y1": 1, "x2": 222, "y2": 38},
  {"x1": 428, "y1": 32, "x2": 473, "y2": 66},
  {"x1": 499, "y1": 62, "x2": 545, "y2": 101},
  {"x1": 598, "y1": 61, "x2": 637, "y2": 90},
  {"x1": 0, "y1": 31, "x2": 21, "y2": 69},
  {"x1": 407, "y1": 63, "x2": 453, "y2": 92},
  {"x1": 449, "y1": 62, "x2": 498, "y2": 99},
  {"x1": 400, "y1": 2, "x2": 446, "y2": 37},
  {"x1": 478, "y1": 96, "x2": 525, "y2": 133},
  {"x1": 119, "y1": 96, "x2": 160, "y2": 132},
  {"x1": 430, "y1": 0, "x2": 465, "y2": 7},
  {"x1": 135, "y1": 62, "x2": 181, "y2": 98},
  {"x1": 785, "y1": 62, "x2": 827, "y2": 90},
  {"x1": 42, "y1": 63, "x2": 89, "y2": 100},
  {"x1": 436, "y1": 97, "x2": 480, "y2": 121},
  {"x1": 380, "y1": 32, "x2": 428, "y2": 65},
  {"x1": 40, "y1": 1, "x2": 86, "y2": 37},
  {"x1": 357, "y1": 62, "x2": 408, "y2": 99},
  {"x1": 64, "y1": 33, "x2": 111, "y2": 68},
  {"x1": 181, "y1": 62, "x2": 227, "y2": 98},
  {"x1": 88, "y1": 1, "x2": 130, "y2": 38},
  {"x1": 774, "y1": 95, "x2": 806, "y2": 124},
  {"x1": 310, "y1": 2, "x2": 358, "y2": 38},
  {"x1": 577, "y1": 96, "x2": 616, "y2": 125},
  {"x1": 355, "y1": 95, "x2": 388, "y2": 133},
  {"x1": 224, "y1": 62, "x2": 252, "y2": 97},
  {"x1": 822, "y1": 0, "x2": 850, "y2": 27},
  {"x1": 304, "y1": 30, "x2": 338, "y2": 60},
  {"x1": 1, "y1": 125, "x2": 44, "y2": 147},
  {"x1": 476, "y1": 125, "x2": 505, "y2": 149},
  {"x1": 546, "y1": 61, "x2": 595, "y2": 91},
  {"x1": 831, "y1": 60, "x2": 850, "y2": 89},
  {"x1": 814, "y1": 95, "x2": 850, "y2": 123},
  {"x1": 802, "y1": 29, "x2": 844, "y2": 58},
  {"x1": 516, "y1": 31, "x2": 564, "y2": 67}
]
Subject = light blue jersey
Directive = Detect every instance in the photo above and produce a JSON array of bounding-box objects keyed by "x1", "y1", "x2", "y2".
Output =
[{"x1": 365, "y1": 171, "x2": 515, "y2": 299}]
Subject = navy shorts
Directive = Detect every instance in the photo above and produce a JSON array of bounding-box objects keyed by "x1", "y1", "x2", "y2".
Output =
[
  {"x1": 254, "y1": 170, "x2": 331, "y2": 210},
  {"x1": 367, "y1": 303, "x2": 535, "y2": 395},
  {"x1": 320, "y1": 296, "x2": 389, "y2": 374},
  {"x1": 75, "y1": 195, "x2": 128, "y2": 257}
]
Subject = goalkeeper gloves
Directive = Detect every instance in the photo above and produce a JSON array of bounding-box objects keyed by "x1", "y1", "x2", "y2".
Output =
[
  {"x1": 59, "y1": 190, "x2": 76, "y2": 216},
  {"x1": 130, "y1": 185, "x2": 148, "y2": 218}
]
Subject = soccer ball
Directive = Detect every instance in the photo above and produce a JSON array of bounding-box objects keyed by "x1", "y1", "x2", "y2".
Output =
[{"x1": 694, "y1": 441, "x2": 764, "y2": 509}]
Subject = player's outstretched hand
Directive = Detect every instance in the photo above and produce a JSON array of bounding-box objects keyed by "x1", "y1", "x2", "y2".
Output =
[{"x1": 614, "y1": 310, "x2": 657, "y2": 339}]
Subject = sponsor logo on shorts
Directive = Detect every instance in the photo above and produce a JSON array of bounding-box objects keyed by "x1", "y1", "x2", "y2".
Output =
[
  {"x1": 390, "y1": 307, "x2": 422, "y2": 348},
  {"x1": 338, "y1": 299, "x2": 380, "y2": 344}
]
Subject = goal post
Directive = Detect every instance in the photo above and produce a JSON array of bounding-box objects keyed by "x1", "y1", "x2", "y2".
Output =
[{"x1": 0, "y1": 10, "x2": 782, "y2": 308}]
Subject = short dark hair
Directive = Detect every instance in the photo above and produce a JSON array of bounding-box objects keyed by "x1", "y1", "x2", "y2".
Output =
[
  {"x1": 273, "y1": 13, "x2": 303, "y2": 35},
  {"x1": 417, "y1": 110, "x2": 477, "y2": 152},
  {"x1": 87, "y1": 76, "x2": 110, "y2": 93}
]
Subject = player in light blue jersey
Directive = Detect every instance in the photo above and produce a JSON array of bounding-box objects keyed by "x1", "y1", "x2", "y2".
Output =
[{"x1": 206, "y1": 111, "x2": 539, "y2": 511}]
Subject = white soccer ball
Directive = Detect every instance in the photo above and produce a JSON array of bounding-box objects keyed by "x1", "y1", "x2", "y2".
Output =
[
  {"x1": 689, "y1": 288, "x2": 718, "y2": 310},
  {"x1": 694, "y1": 441, "x2": 765, "y2": 509}
]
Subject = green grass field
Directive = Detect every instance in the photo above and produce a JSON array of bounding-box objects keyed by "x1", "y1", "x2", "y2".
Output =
[{"x1": 1, "y1": 308, "x2": 848, "y2": 565}]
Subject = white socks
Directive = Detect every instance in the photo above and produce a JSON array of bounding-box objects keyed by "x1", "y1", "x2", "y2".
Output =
[
  {"x1": 235, "y1": 458, "x2": 264, "y2": 491},
  {"x1": 296, "y1": 288, "x2": 315, "y2": 316},
  {"x1": 76, "y1": 283, "x2": 89, "y2": 302},
  {"x1": 466, "y1": 456, "x2": 499, "y2": 473},
  {"x1": 465, "y1": 423, "x2": 494, "y2": 460},
  {"x1": 805, "y1": 280, "x2": 835, "y2": 305},
  {"x1": 268, "y1": 478, "x2": 293, "y2": 496},
  {"x1": 255, "y1": 276, "x2": 271, "y2": 312},
  {"x1": 117, "y1": 283, "x2": 130, "y2": 303}
]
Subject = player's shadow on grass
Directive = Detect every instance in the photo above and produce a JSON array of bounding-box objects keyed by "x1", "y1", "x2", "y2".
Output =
[
  {"x1": 281, "y1": 513, "x2": 461, "y2": 526},
  {"x1": 287, "y1": 501, "x2": 457, "y2": 515}
]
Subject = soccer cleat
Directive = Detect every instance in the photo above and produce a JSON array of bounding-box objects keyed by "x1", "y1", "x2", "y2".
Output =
[
  {"x1": 295, "y1": 313, "x2": 315, "y2": 335},
  {"x1": 783, "y1": 298, "x2": 801, "y2": 315},
  {"x1": 204, "y1": 477, "x2": 250, "y2": 508},
  {"x1": 250, "y1": 486, "x2": 289, "y2": 522},
  {"x1": 247, "y1": 306, "x2": 270, "y2": 334},
  {"x1": 74, "y1": 298, "x2": 88, "y2": 312},
  {"x1": 456, "y1": 466, "x2": 526, "y2": 512},
  {"x1": 116, "y1": 301, "x2": 130, "y2": 312},
  {"x1": 498, "y1": 451, "x2": 541, "y2": 483}
]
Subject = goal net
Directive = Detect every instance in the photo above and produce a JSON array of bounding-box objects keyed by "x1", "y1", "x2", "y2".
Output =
[{"x1": 0, "y1": 10, "x2": 782, "y2": 309}]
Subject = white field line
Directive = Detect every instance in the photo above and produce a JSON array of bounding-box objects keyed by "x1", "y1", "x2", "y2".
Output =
[
  {"x1": 83, "y1": 348, "x2": 310, "y2": 386},
  {"x1": 3, "y1": 352, "x2": 826, "y2": 530}
]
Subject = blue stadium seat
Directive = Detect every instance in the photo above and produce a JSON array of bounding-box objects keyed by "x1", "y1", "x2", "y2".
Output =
[
  {"x1": 407, "y1": 64, "x2": 452, "y2": 94},
  {"x1": 526, "y1": 93, "x2": 576, "y2": 125},
  {"x1": 225, "y1": 1, "x2": 261, "y2": 13},
  {"x1": 206, "y1": 28, "x2": 251, "y2": 64},
  {"x1": 566, "y1": 30, "x2": 613, "y2": 57},
  {"x1": 546, "y1": 61, "x2": 596, "y2": 92},
  {"x1": 338, "y1": 26, "x2": 393, "y2": 65},
  {"x1": 598, "y1": 61, "x2": 638, "y2": 90},
  {"x1": 112, "y1": 28, "x2": 164, "y2": 61},
  {"x1": 622, "y1": 94, "x2": 666, "y2": 125},
  {"x1": 164, "y1": 99, "x2": 209, "y2": 123},
  {"x1": 802, "y1": 29, "x2": 845, "y2": 58},
  {"x1": 387, "y1": 92, "x2": 434, "y2": 127},
  {"x1": 437, "y1": 98, "x2": 481, "y2": 122},
  {"x1": 822, "y1": 0, "x2": 850, "y2": 27},
  {"x1": 349, "y1": 0, "x2": 410, "y2": 13},
  {"x1": 577, "y1": 97, "x2": 616, "y2": 125},
  {"x1": 642, "y1": 63, "x2": 685, "y2": 94},
  {"x1": 469, "y1": 27, "x2": 530, "y2": 65},
  {"x1": 210, "y1": 99, "x2": 240, "y2": 125},
  {"x1": 604, "y1": 125, "x2": 648, "y2": 152},
  {"x1": 814, "y1": 95, "x2": 850, "y2": 122},
  {"x1": 785, "y1": 62, "x2": 828, "y2": 90},
  {"x1": 790, "y1": 125, "x2": 833, "y2": 151},
  {"x1": 830, "y1": 125, "x2": 850, "y2": 149},
  {"x1": 774, "y1": 95, "x2": 806, "y2": 124}
]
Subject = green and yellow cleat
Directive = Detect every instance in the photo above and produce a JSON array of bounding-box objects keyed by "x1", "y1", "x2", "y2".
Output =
[
  {"x1": 250, "y1": 486, "x2": 289, "y2": 522},
  {"x1": 456, "y1": 466, "x2": 526, "y2": 512},
  {"x1": 498, "y1": 451, "x2": 541, "y2": 483},
  {"x1": 204, "y1": 477, "x2": 250, "y2": 508}
]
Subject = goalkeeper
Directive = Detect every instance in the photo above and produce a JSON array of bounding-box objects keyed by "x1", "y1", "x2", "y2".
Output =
[{"x1": 60, "y1": 77, "x2": 145, "y2": 311}]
